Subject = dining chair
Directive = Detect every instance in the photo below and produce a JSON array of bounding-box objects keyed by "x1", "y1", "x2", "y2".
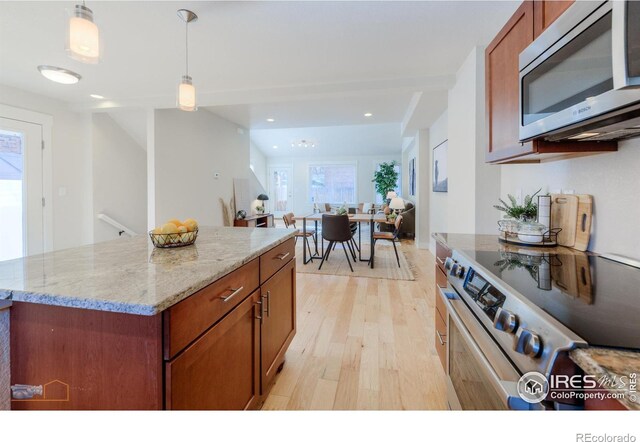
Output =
[
  {"x1": 372, "y1": 215, "x2": 403, "y2": 268},
  {"x1": 318, "y1": 214, "x2": 356, "y2": 272},
  {"x1": 283, "y1": 212, "x2": 317, "y2": 258}
]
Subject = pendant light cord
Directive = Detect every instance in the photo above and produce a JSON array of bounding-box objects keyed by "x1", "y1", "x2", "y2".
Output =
[{"x1": 185, "y1": 20, "x2": 189, "y2": 77}]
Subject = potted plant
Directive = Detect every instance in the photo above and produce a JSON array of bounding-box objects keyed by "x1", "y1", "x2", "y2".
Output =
[
  {"x1": 494, "y1": 189, "x2": 541, "y2": 234},
  {"x1": 372, "y1": 161, "x2": 399, "y2": 203}
]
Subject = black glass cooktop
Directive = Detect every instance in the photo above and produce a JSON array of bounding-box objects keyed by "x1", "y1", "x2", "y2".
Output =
[{"x1": 468, "y1": 249, "x2": 640, "y2": 350}]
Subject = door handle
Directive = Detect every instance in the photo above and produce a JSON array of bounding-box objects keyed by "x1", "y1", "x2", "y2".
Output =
[
  {"x1": 220, "y1": 286, "x2": 244, "y2": 302},
  {"x1": 263, "y1": 290, "x2": 271, "y2": 317},
  {"x1": 254, "y1": 301, "x2": 263, "y2": 324}
]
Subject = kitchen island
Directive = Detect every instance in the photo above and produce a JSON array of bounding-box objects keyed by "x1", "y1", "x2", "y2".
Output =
[{"x1": 0, "y1": 227, "x2": 297, "y2": 410}]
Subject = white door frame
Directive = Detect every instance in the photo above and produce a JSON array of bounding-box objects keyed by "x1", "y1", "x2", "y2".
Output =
[
  {"x1": 0, "y1": 104, "x2": 53, "y2": 253},
  {"x1": 267, "y1": 165, "x2": 294, "y2": 216}
]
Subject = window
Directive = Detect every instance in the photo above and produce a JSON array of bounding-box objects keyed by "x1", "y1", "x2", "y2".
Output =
[
  {"x1": 374, "y1": 162, "x2": 401, "y2": 204},
  {"x1": 309, "y1": 163, "x2": 357, "y2": 204}
]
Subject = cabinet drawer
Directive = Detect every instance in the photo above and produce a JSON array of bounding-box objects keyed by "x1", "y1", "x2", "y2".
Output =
[
  {"x1": 260, "y1": 238, "x2": 295, "y2": 284},
  {"x1": 435, "y1": 308, "x2": 447, "y2": 371},
  {"x1": 435, "y1": 242, "x2": 451, "y2": 272},
  {"x1": 163, "y1": 258, "x2": 259, "y2": 359},
  {"x1": 436, "y1": 265, "x2": 448, "y2": 289},
  {"x1": 165, "y1": 290, "x2": 261, "y2": 410}
]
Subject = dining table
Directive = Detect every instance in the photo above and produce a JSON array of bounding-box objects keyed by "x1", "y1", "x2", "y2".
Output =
[{"x1": 298, "y1": 212, "x2": 388, "y2": 268}]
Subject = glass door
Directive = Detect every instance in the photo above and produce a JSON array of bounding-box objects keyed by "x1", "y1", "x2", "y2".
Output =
[
  {"x1": 0, "y1": 117, "x2": 44, "y2": 260},
  {"x1": 268, "y1": 166, "x2": 292, "y2": 217}
]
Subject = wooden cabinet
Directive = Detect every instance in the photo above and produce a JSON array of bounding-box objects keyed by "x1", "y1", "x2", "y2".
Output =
[
  {"x1": 234, "y1": 214, "x2": 275, "y2": 228},
  {"x1": 434, "y1": 241, "x2": 451, "y2": 371},
  {"x1": 533, "y1": 0, "x2": 574, "y2": 38},
  {"x1": 485, "y1": 0, "x2": 616, "y2": 164},
  {"x1": 260, "y1": 259, "x2": 296, "y2": 394},
  {"x1": 165, "y1": 290, "x2": 261, "y2": 410},
  {"x1": 10, "y1": 240, "x2": 296, "y2": 410},
  {"x1": 485, "y1": 1, "x2": 535, "y2": 163}
]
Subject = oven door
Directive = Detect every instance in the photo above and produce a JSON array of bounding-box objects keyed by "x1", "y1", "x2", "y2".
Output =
[{"x1": 441, "y1": 287, "x2": 534, "y2": 410}]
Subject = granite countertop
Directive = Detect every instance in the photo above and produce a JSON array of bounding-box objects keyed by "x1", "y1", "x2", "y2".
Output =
[
  {"x1": 0, "y1": 227, "x2": 295, "y2": 316},
  {"x1": 570, "y1": 348, "x2": 640, "y2": 410},
  {"x1": 432, "y1": 232, "x2": 595, "y2": 256}
]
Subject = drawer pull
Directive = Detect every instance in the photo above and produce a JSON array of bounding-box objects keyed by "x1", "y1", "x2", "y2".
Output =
[
  {"x1": 436, "y1": 330, "x2": 447, "y2": 346},
  {"x1": 275, "y1": 252, "x2": 290, "y2": 261},
  {"x1": 220, "y1": 286, "x2": 244, "y2": 302},
  {"x1": 436, "y1": 256, "x2": 444, "y2": 265}
]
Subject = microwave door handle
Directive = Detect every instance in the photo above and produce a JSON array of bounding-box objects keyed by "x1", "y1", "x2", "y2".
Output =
[{"x1": 445, "y1": 295, "x2": 535, "y2": 411}]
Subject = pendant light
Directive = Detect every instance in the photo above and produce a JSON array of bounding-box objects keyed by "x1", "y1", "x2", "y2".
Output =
[
  {"x1": 67, "y1": 2, "x2": 100, "y2": 64},
  {"x1": 177, "y1": 9, "x2": 198, "y2": 112}
]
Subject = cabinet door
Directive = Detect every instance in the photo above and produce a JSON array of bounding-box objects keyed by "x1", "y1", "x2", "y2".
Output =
[
  {"x1": 165, "y1": 290, "x2": 261, "y2": 410},
  {"x1": 260, "y1": 259, "x2": 296, "y2": 394},
  {"x1": 533, "y1": 0, "x2": 574, "y2": 38},
  {"x1": 485, "y1": 1, "x2": 535, "y2": 162}
]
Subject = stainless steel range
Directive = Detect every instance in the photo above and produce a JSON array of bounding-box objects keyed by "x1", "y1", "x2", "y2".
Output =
[{"x1": 439, "y1": 247, "x2": 640, "y2": 410}]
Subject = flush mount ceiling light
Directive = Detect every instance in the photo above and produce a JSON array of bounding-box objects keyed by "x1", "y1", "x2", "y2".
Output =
[
  {"x1": 177, "y1": 9, "x2": 198, "y2": 112},
  {"x1": 290, "y1": 139, "x2": 316, "y2": 148},
  {"x1": 266, "y1": 118, "x2": 275, "y2": 123},
  {"x1": 272, "y1": 145, "x2": 278, "y2": 149},
  {"x1": 89, "y1": 94, "x2": 104, "y2": 99},
  {"x1": 37, "y1": 65, "x2": 81, "y2": 84},
  {"x1": 67, "y1": 2, "x2": 100, "y2": 64},
  {"x1": 364, "y1": 112, "x2": 373, "y2": 117}
]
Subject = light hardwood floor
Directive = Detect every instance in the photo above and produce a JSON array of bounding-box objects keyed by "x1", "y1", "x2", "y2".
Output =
[{"x1": 262, "y1": 242, "x2": 449, "y2": 410}]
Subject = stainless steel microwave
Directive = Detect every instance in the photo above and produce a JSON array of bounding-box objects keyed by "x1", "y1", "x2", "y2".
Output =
[{"x1": 519, "y1": 0, "x2": 640, "y2": 142}]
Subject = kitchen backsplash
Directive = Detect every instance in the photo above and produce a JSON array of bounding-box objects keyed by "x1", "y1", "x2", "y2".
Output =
[{"x1": 500, "y1": 138, "x2": 640, "y2": 259}]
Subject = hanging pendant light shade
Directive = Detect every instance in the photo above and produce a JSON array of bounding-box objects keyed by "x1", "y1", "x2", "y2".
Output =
[
  {"x1": 67, "y1": 3, "x2": 100, "y2": 64},
  {"x1": 177, "y1": 9, "x2": 198, "y2": 112}
]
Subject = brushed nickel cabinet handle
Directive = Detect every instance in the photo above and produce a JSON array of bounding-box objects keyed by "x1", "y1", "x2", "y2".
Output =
[
  {"x1": 220, "y1": 286, "x2": 244, "y2": 302},
  {"x1": 255, "y1": 302, "x2": 263, "y2": 323},
  {"x1": 266, "y1": 290, "x2": 271, "y2": 317},
  {"x1": 436, "y1": 256, "x2": 444, "y2": 265},
  {"x1": 436, "y1": 330, "x2": 447, "y2": 346},
  {"x1": 275, "y1": 252, "x2": 290, "y2": 261}
]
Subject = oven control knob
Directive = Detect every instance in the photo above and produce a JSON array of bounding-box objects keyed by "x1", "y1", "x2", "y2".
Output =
[
  {"x1": 444, "y1": 257, "x2": 455, "y2": 271},
  {"x1": 493, "y1": 307, "x2": 518, "y2": 334},
  {"x1": 515, "y1": 328, "x2": 543, "y2": 358},
  {"x1": 454, "y1": 265, "x2": 465, "y2": 279}
]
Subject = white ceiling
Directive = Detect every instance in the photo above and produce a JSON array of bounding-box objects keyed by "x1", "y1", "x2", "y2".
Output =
[
  {"x1": 0, "y1": 1, "x2": 520, "y2": 157},
  {"x1": 251, "y1": 123, "x2": 403, "y2": 158}
]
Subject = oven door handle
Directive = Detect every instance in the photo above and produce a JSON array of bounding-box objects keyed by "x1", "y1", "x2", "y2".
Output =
[{"x1": 445, "y1": 291, "x2": 533, "y2": 410}]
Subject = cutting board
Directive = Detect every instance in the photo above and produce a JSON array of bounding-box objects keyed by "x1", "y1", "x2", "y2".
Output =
[
  {"x1": 550, "y1": 194, "x2": 593, "y2": 251},
  {"x1": 574, "y1": 194, "x2": 593, "y2": 252},
  {"x1": 550, "y1": 194, "x2": 579, "y2": 247}
]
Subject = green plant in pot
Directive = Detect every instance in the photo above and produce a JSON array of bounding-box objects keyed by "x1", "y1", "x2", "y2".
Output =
[
  {"x1": 372, "y1": 161, "x2": 399, "y2": 203},
  {"x1": 494, "y1": 189, "x2": 541, "y2": 234}
]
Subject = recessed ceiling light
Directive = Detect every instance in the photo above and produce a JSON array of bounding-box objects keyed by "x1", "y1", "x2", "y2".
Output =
[
  {"x1": 364, "y1": 112, "x2": 373, "y2": 117},
  {"x1": 37, "y1": 65, "x2": 81, "y2": 84},
  {"x1": 273, "y1": 145, "x2": 278, "y2": 149},
  {"x1": 266, "y1": 118, "x2": 275, "y2": 123},
  {"x1": 90, "y1": 94, "x2": 104, "y2": 99}
]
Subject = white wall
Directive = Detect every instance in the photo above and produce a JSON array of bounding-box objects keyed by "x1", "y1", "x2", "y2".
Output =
[
  {"x1": 500, "y1": 140, "x2": 640, "y2": 259},
  {"x1": 154, "y1": 109, "x2": 250, "y2": 226},
  {"x1": 250, "y1": 142, "x2": 268, "y2": 189},
  {"x1": 424, "y1": 47, "x2": 500, "y2": 251},
  {"x1": 0, "y1": 85, "x2": 92, "y2": 251},
  {"x1": 429, "y1": 111, "x2": 448, "y2": 250},
  {"x1": 92, "y1": 113, "x2": 147, "y2": 242},
  {"x1": 267, "y1": 154, "x2": 401, "y2": 215}
]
